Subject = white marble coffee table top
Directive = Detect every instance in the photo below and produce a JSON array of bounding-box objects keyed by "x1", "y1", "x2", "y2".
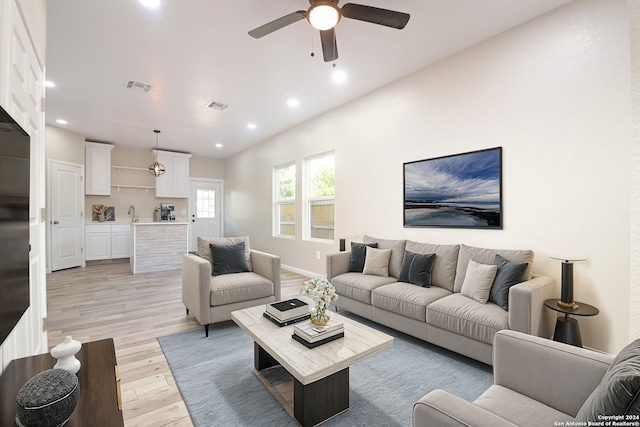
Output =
[{"x1": 232, "y1": 304, "x2": 393, "y2": 385}]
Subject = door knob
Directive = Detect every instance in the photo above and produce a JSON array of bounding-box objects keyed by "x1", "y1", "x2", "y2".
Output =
[{"x1": 53, "y1": 220, "x2": 59, "y2": 224}]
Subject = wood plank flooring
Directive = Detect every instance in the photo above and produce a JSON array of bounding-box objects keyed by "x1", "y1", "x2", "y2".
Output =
[{"x1": 46, "y1": 259, "x2": 309, "y2": 427}]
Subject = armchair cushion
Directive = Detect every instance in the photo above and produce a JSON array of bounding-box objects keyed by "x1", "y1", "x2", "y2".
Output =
[
  {"x1": 197, "y1": 236, "x2": 252, "y2": 271},
  {"x1": 209, "y1": 272, "x2": 274, "y2": 307},
  {"x1": 576, "y1": 339, "x2": 640, "y2": 420},
  {"x1": 209, "y1": 241, "x2": 249, "y2": 276}
]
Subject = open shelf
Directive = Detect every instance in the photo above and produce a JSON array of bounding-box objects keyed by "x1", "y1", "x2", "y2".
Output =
[{"x1": 111, "y1": 184, "x2": 155, "y2": 192}]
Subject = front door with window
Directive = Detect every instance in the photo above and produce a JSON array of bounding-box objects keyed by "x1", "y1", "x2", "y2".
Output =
[{"x1": 188, "y1": 179, "x2": 223, "y2": 252}]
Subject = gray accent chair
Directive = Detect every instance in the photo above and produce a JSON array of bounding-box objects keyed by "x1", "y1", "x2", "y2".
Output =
[
  {"x1": 182, "y1": 237, "x2": 281, "y2": 337},
  {"x1": 413, "y1": 330, "x2": 614, "y2": 426}
]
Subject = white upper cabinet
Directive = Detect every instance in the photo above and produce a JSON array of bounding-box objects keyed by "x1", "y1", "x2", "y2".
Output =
[
  {"x1": 154, "y1": 150, "x2": 191, "y2": 198},
  {"x1": 85, "y1": 142, "x2": 114, "y2": 195}
]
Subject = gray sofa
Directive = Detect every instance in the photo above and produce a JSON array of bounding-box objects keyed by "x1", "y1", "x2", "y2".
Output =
[
  {"x1": 414, "y1": 330, "x2": 640, "y2": 426},
  {"x1": 326, "y1": 236, "x2": 555, "y2": 365}
]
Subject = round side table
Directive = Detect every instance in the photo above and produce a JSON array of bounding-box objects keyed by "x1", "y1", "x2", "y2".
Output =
[{"x1": 544, "y1": 298, "x2": 599, "y2": 347}]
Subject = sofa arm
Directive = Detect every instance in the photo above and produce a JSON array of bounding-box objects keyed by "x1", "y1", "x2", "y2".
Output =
[
  {"x1": 493, "y1": 330, "x2": 613, "y2": 417},
  {"x1": 250, "y1": 250, "x2": 281, "y2": 301},
  {"x1": 326, "y1": 251, "x2": 351, "y2": 280},
  {"x1": 413, "y1": 389, "x2": 517, "y2": 427},
  {"x1": 508, "y1": 274, "x2": 555, "y2": 337},
  {"x1": 182, "y1": 253, "x2": 212, "y2": 325}
]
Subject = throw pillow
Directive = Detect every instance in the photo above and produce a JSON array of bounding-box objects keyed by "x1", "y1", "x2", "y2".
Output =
[
  {"x1": 197, "y1": 236, "x2": 252, "y2": 271},
  {"x1": 209, "y1": 241, "x2": 250, "y2": 276},
  {"x1": 489, "y1": 254, "x2": 529, "y2": 310},
  {"x1": 398, "y1": 250, "x2": 436, "y2": 287},
  {"x1": 575, "y1": 339, "x2": 640, "y2": 421},
  {"x1": 460, "y1": 259, "x2": 498, "y2": 304},
  {"x1": 349, "y1": 242, "x2": 378, "y2": 272},
  {"x1": 362, "y1": 246, "x2": 392, "y2": 277}
]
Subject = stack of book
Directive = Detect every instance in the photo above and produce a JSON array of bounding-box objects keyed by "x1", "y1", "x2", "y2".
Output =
[
  {"x1": 292, "y1": 319, "x2": 344, "y2": 348},
  {"x1": 263, "y1": 298, "x2": 310, "y2": 326}
]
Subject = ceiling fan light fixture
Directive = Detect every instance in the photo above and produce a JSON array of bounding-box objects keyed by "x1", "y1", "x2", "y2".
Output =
[
  {"x1": 308, "y1": 2, "x2": 341, "y2": 31},
  {"x1": 149, "y1": 129, "x2": 166, "y2": 177}
]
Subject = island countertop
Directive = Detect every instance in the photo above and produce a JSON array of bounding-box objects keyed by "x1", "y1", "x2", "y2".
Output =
[{"x1": 132, "y1": 221, "x2": 189, "y2": 226}]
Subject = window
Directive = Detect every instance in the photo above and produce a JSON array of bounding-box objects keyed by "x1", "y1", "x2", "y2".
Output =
[
  {"x1": 274, "y1": 163, "x2": 296, "y2": 237},
  {"x1": 196, "y1": 189, "x2": 216, "y2": 218},
  {"x1": 306, "y1": 152, "x2": 335, "y2": 241}
]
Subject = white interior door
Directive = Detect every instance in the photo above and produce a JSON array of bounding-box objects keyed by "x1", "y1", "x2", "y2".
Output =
[
  {"x1": 189, "y1": 179, "x2": 223, "y2": 251},
  {"x1": 50, "y1": 161, "x2": 84, "y2": 271}
]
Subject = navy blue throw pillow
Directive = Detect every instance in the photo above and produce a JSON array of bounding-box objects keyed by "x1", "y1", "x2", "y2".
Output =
[
  {"x1": 209, "y1": 242, "x2": 250, "y2": 276},
  {"x1": 349, "y1": 242, "x2": 378, "y2": 272},
  {"x1": 399, "y1": 251, "x2": 436, "y2": 287},
  {"x1": 489, "y1": 254, "x2": 528, "y2": 310}
]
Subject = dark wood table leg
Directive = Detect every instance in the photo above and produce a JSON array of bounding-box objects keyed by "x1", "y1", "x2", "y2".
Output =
[
  {"x1": 294, "y1": 367, "x2": 349, "y2": 427},
  {"x1": 254, "y1": 342, "x2": 280, "y2": 370},
  {"x1": 553, "y1": 315, "x2": 583, "y2": 347}
]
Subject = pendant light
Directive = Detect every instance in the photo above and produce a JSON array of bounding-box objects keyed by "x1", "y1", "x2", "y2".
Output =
[{"x1": 149, "y1": 129, "x2": 165, "y2": 177}]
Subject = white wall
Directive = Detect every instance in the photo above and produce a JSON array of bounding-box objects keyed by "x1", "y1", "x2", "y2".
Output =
[{"x1": 224, "y1": 0, "x2": 633, "y2": 353}]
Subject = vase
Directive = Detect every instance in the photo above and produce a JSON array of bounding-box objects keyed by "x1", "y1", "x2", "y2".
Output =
[
  {"x1": 310, "y1": 301, "x2": 331, "y2": 326},
  {"x1": 51, "y1": 335, "x2": 82, "y2": 374}
]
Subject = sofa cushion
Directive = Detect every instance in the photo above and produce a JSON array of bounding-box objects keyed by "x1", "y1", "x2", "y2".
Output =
[
  {"x1": 405, "y1": 241, "x2": 460, "y2": 292},
  {"x1": 363, "y1": 236, "x2": 406, "y2": 279},
  {"x1": 490, "y1": 254, "x2": 529, "y2": 310},
  {"x1": 454, "y1": 244, "x2": 534, "y2": 293},
  {"x1": 209, "y1": 241, "x2": 250, "y2": 276},
  {"x1": 460, "y1": 259, "x2": 497, "y2": 304},
  {"x1": 198, "y1": 236, "x2": 252, "y2": 271},
  {"x1": 209, "y1": 272, "x2": 273, "y2": 306},
  {"x1": 331, "y1": 272, "x2": 397, "y2": 304},
  {"x1": 363, "y1": 247, "x2": 392, "y2": 277},
  {"x1": 398, "y1": 251, "x2": 436, "y2": 287},
  {"x1": 427, "y1": 294, "x2": 509, "y2": 344},
  {"x1": 372, "y1": 282, "x2": 451, "y2": 322},
  {"x1": 349, "y1": 242, "x2": 378, "y2": 272},
  {"x1": 575, "y1": 339, "x2": 640, "y2": 421}
]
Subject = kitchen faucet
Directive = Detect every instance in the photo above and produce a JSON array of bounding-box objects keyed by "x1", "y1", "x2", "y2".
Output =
[{"x1": 128, "y1": 206, "x2": 137, "y2": 222}]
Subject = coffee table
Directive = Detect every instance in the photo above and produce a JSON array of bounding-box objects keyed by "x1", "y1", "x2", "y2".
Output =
[{"x1": 232, "y1": 304, "x2": 393, "y2": 426}]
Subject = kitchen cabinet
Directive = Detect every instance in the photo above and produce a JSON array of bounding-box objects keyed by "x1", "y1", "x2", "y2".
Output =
[
  {"x1": 111, "y1": 225, "x2": 131, "y2": 258},
  {"x1": 85, "y1": 224, "x2": 131, "y2": 260},
  {"x1": 154, "y1": 150, "x2": 191, "y2": 198},
  {"x1": 85, "y1": 142, "x2": 114, "y2": 195}
]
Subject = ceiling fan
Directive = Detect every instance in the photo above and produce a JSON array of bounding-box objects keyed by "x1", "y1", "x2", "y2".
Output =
[{"x1": 248, "y1": 1, "x2": 410, "y2": 62}]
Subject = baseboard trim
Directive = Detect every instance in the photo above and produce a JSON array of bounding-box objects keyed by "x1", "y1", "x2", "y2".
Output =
[{"x1": 281, "y1": 264, "x2": 323, "y2": 279}]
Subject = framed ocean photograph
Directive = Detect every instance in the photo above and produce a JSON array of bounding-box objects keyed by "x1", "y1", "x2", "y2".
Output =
[{"x1": 403, "y1": 147, "x2": 502, "y2": 229}]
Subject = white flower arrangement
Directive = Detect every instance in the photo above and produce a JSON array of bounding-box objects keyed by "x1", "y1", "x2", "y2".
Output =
[{"x1": 300, "y1": 277, "x2": 338, "y2": 311}]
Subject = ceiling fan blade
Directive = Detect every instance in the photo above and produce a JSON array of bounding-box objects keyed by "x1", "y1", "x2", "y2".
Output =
[
  {"x1": 320, "y1": 28, "x2": 338, "y2": 62},
  {"x1": 342, "y1": 3, "x2": 410, "y2": 29},
  {"x1": 248, "y1": 10, "x2": 306, "y2": 38}
]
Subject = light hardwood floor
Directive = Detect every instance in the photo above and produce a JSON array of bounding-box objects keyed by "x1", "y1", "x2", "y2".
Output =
[{"x1": 46, "y1": 259, "x2": 309, "y2": 427}]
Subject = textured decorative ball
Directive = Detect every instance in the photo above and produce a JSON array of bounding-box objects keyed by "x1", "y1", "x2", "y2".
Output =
[{"x1": 15, "y1": 369, "x2": 80, "y2": 427}]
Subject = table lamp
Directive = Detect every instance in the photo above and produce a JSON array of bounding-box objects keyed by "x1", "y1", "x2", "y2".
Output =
[{"x1": 550, "y1": 255, "x2": 586, "y2": 310}]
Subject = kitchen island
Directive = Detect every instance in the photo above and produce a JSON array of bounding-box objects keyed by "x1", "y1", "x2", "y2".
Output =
[{"x1": 131, "y1": 222, "x2": 189, "y2": 274}]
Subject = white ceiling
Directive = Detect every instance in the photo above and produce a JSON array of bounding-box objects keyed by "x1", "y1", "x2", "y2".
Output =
[{"x1": 45, "y1": 0, "x2": 574, "y2": 159}]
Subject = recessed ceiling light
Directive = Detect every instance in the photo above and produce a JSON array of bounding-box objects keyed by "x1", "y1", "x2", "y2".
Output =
[
  {"x1": 332, "y1": 70, "x2": 348, "y2": 84},
  {"x1": 287, "y1": 98, "x2": 300, "y2": 108},
  {"x1": 56, "y1": 119, "x2": 68, "y2": 125},
  {"x1": 215, "y1": 143, "x2": 223, "y2": 148},
  {"x1": 44, "y1": 80, "x2": 56, "y2": 88},
  {"x1": 139, "y1": 0, "x2": 160, "y2": 8},
  {"x1": 247, "y1": 123, "x2": 257, "y2": 130}
]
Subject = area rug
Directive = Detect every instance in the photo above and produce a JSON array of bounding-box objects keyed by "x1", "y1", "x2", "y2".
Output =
[{"x1": 157, "y1": 313, "x2": 493, "y2": 426}]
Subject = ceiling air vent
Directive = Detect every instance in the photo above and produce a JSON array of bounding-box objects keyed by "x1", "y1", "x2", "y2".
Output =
[
  {"x1": 206, "y1": 100, "x2": 229, "y2": 111},
  {"x1": 126, "y1": 80, "x2": 152, "y2": 92}
]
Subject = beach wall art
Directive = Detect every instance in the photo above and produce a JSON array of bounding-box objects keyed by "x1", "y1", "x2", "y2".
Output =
[{"x1": 403, "y1": 147, "x2": 502, "y2": 229}]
